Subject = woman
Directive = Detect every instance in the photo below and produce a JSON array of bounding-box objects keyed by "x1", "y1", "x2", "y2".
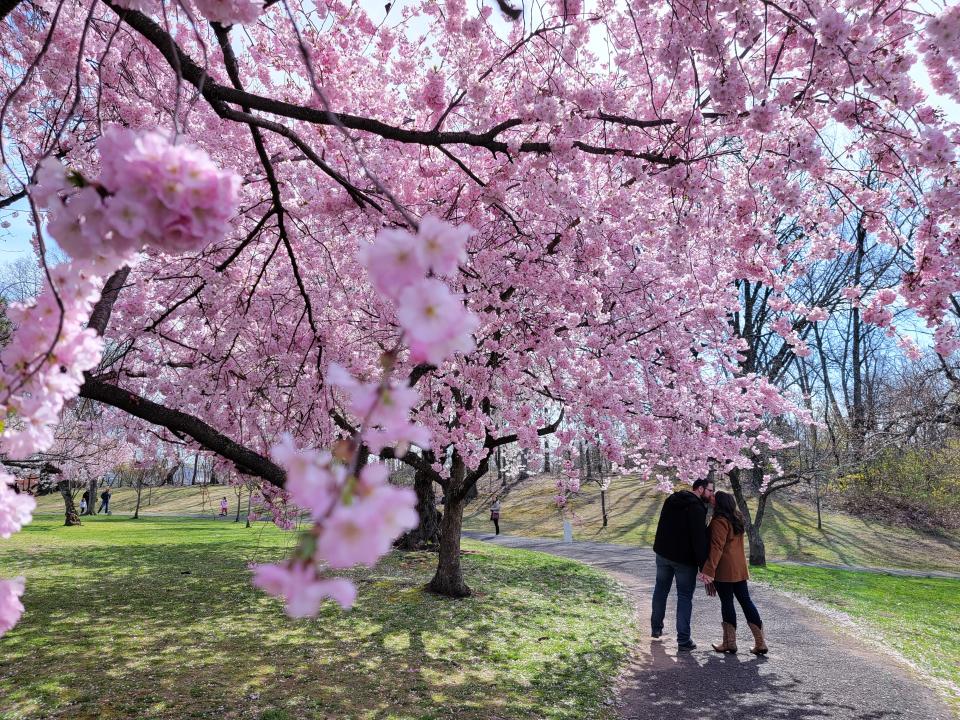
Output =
[
  {"x1": 701, "y1": 491, "x2": 768, "y2": 655},
  {"x1": 490, "y1": 498, "x2": 501, "y2": 535}
]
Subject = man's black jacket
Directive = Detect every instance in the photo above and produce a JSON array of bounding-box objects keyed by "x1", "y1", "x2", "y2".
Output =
[{"x1": 652, "y1": 490, "x2": 708, "y2": 568}]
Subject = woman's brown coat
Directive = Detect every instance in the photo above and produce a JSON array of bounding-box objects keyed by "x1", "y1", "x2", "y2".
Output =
[{"x1": 701, "y1": 515, "x2": 749, "y2": 582}]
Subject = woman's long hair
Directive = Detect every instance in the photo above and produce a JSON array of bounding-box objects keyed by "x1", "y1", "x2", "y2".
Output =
[{"x1": 713, "y1": 491, "x2": 745, "y2": 535}]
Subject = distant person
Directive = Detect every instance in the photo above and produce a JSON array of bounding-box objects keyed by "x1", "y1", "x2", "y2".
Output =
[
  {"x1": 79, "y1": 496, "x2": 87, "y2": 514},
  {"x1": 82, "y1": 489, "x2": 91, "y2": 513},
  {"x1": 703, "y1": 491, "x2": 768, "y2": 655},
  {"x1": 98, "y1": 487, "x2": 112, "y2": 514},
  {"x1": 490, "y1": 498, "x2": 501, "y2": 535},
  {"x1": 650, "y1": 477, "x2": 714, "y2": 650},
  {"x1": 219, "y1": 496, "x2": 228, "y2": 516}
]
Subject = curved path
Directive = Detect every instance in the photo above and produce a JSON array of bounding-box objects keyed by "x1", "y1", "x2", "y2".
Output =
[{"x1": 464, "y1": 532, "x2": 956, "y2": 720}]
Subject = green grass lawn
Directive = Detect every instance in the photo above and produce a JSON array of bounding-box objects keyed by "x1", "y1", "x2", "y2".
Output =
[
  {"x1": 33, "y1": 485, "x2": 251, "y2": 517},
  {"x1": 0, "y1": 517, "x2": 634, "y2": 720},
  {"x1": 38, "y1": 478, "x2": 960, "y2": 571},
  {"x1": 463, "y1": 474, "x2": 960, "y2": 571},
  {"x1": 752, "y1": 564, "x2": 960, "y2": 710}
]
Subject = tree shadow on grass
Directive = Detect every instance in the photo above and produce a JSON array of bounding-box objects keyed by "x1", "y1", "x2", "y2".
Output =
[{"x1": 0, "y1": 539, "x2": 628, "y2": 720}]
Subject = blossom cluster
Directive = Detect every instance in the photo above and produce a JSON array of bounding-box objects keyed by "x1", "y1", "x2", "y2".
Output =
[
  {"x1": 252, "y1": 441, "x2": 418, "y2": 616},
  {"x1": 0, "y1": 474, "x2": 32, "y2": 634},
  {"x1": 0, "y1": 127, "x2": 239, "y2": 637},
  {"x1": 251, "y1": 216, "x2": 479, "y2": 617},
  {"x1": 3, "y1": 127, "x2": 238, "y2": 459},
  {"x1": 0, "y1": 266, "x2": 103, "y2": 457},
  {"x1": 359, "y1": 216, "x2": 478, "y2": 364},
  {"x1": 39, "y1": 126, "x2": 239, "y2": 272}
]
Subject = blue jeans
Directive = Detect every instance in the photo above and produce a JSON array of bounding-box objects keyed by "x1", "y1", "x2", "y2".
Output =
[{"x1": 651, "y1": 553, "x2": 697, "y2": 644}]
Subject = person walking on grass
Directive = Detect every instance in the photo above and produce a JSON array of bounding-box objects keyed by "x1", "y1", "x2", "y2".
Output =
[
  {"x1": 490, "y1": 498, "x2": 501, "y2": 535},
  {"x1": 703, "y1": 491, "x2": 768, "y2": 655},
  {"x1": 651, "y1": 477, "x2": 714, "y2": 650},
  {"x1": 98, "y1": 487, "x2": 112, "y2": 514},
  {"x1": 219, "y1": 496, "x2": 228, "y2": 517}
]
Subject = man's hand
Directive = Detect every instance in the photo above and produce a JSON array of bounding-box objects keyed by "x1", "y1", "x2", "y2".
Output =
[{"x1": 705, "y1": 582, "x2": 717, "y2": 597}]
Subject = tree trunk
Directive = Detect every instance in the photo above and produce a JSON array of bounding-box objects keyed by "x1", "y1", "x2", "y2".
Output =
[
  {"x1": 396, "y1": 467, "x2": 442, "y2": 550},
  {"x1": 850, "y1": 222, "x2": 867, "y2": 461},
  {"x1": 543, "y1": 440, "x2": 551, "y2": 473},
  {"x1": 85, "y1": 477, "x2": 97, "y2": 515},
  {"x1": 600, "y1": 488, "x2": 608, "y2": 527},
  {"x1": 133, "y1": 477, "x2": 144, "y2": 519},
  {"x1": 59, "y1": 481, "x2": 81, "y2": 526},
  {"x1": 428, "y1": 455, "x2": 471, "y2": 598},
  {"x1": 245, "y1": 486, "x2": 252, "y2": 528},
  {"x1": 235, "y1": 488, "x2": 242, "y2": 522},
  {"x1": 728, "y1": 467, "x2": 767, "y2": 566},
  {"x1": 815, "y1": 474, "x2": 823, "y2": 530},
  {"x1": 746, "y1": 520, "x2": 767, "y2": 566}
]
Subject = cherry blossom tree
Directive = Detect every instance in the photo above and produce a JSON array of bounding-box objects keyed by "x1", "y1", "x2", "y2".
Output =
[{"x1": 1, "y1": 0, "x2": 960, "y2": 629}]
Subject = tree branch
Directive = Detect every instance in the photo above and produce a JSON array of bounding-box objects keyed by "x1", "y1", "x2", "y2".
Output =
[
  {"x1": 101, "y1": 1, "x2": 678, "y2": 166},
  {"x1": 79, "y1": 378, "x2": 286, "y2": 486}
]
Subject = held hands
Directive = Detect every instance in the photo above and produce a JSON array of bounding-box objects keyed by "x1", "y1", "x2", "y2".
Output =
[{"x1": 698, "y1": 572, "x2": 717, "y2": 597}]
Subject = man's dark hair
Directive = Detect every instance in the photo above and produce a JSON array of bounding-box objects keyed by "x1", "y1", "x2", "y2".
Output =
[{"x1": 691, "y1": 478, "x2": 714, "y2": 492}]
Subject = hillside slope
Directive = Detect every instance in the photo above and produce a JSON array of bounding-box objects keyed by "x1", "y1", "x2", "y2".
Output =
[
  {"x1": 463, "y1": 473, "x2": 960, "y2": 572},
  {"x1": 33, "y1": 474, "x2": 960, "y2": 571}
]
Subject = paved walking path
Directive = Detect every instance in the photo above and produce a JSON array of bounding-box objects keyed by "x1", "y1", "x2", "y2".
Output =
[{"x1": 464, "y1": 532, "x2": 956, "y2": 720}]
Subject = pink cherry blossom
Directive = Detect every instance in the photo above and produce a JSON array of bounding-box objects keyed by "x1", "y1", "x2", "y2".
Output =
[
  {"x1": 415, "y1": 215, "x2": 470, "y2": 276},
  {"x1": 397, "y1": 279, "x2": 478, "y2": 364},
  {"x1": 358, "y1": 228, "x2": 426, "y2": 301},
  {"x1": 0, "y1": 474, "x2": 35, "y2": 539},
  {"x1": 0, "y1": 577, "x2": 25, "y2": 636},
  {"x1": 251, "y1": 563, "x2": 356, "y2": 616},
  {"x1": 270, "y1": 434, "x2": 343, "y2": 519}
]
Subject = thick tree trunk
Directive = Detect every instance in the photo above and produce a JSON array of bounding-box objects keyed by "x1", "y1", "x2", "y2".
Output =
[
  {"x1": 428, "y1": 455, "x2": 471, "y2": 598},
  {"x1": 728, "y1": 467, "x2": 767, "y2": 566},
  {"x1": 85, "y1": 477, "x2": 97, "y2": 515},
  {"x1": 59, "y1": 481, "x2": 81, "y2": 526},
  {"x1": 235, "y1": 488, "x2": 242, "y2": 522},
  {"x1": 746, "y1": 521, "x2": 767, "y2": 566},
  {"x1": 396, "y1": 467, "x2": 442, "y2": 550},
  {"x1": 600, "y1": 488, "x2": 608, "y2": 527}
]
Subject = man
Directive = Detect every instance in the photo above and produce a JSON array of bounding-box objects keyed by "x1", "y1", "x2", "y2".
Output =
[
  {"x1": 99, "y1": 487, "x2": 112, "y2": 515},
  {"x1": 650, "y1": 477, "x2": 715, "y2": 650}
]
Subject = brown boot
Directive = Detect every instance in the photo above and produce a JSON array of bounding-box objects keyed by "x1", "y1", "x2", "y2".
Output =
[
  {"x1": 711, "y1": 622, "x2": 737, "y2": 654},
  {"x1": 748, "y1": 622, "x2": 768, "y2": 655}
]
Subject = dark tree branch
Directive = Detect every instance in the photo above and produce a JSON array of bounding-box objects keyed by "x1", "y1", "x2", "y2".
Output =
[
  {"x1": 79, "y1": 378, "x2": 286, "y2": 486},
  {"x1": 486, "y1": 407, "x2": 565, "y2": 449},
  {"x1": 101, "y1": 1, "x2": 678, "y2": 166},
  {"x1": 0, "y1": 0, "x2": 22, "y2": 22},
  {"x1": 87, "y1": 267, "x2": 131, "y2": 335},
  {"x1": 0, "y1": 189, "x2": 26, "y2": 210}
]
